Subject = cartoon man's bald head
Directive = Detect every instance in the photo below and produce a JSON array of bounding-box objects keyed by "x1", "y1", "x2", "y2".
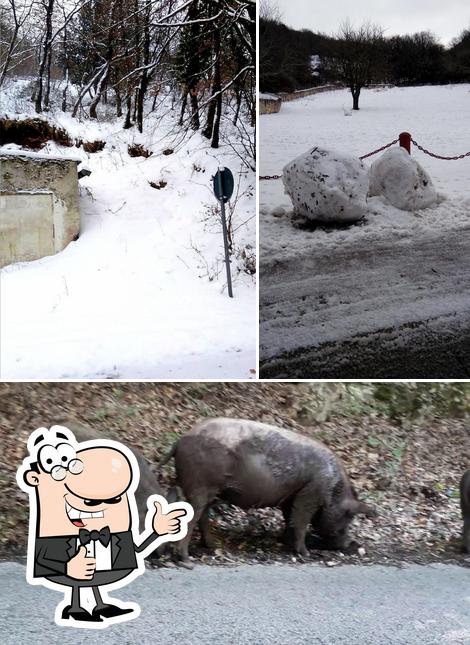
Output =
[{"x1": 23, "y1": 434, "x2": 135, "y2": 537}]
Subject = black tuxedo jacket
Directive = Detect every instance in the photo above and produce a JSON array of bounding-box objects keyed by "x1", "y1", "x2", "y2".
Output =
[{"x1": 34, "y1": 530, "x2": 158, "y2": 578}]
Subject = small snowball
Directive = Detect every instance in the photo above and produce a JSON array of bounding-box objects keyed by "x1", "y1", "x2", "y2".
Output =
[
  {"x1": 282, "y1": 147, "x2": 368, "y2": 223},
  {"x1": 368, "y1": 147, "x2": 437, "y2": 211},
  {"x1": 271, "y1": 206, "x2": 286, "y2": 217}
]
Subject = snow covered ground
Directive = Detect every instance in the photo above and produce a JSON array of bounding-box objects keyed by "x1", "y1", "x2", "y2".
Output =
[
  {"x1": 260, "y1": 85, "x2": 470, "y2": 377},
  {"x1": 1, "y1": 79, "x2": 256, "y2": 379}
]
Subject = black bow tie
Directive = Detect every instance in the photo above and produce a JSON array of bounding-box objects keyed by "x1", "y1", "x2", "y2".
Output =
[{"x1": 79, "y1": 526, "x2": 111, "y2": 547}]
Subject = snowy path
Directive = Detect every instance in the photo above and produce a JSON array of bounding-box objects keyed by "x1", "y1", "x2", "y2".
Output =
[
  {"x1": 1, "y1": 99, "x2": 256, "y2": 379},
  {"x1": 260, "y1": 85, "x2": 470, "y2": 378}
]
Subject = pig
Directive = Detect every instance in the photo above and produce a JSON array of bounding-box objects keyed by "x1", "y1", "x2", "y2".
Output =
[
  {"x1": 159, "y1": 417, "x2": 375, "y2": 560},
  {"x1": 460, "y1": 469, "x2": 470, "y2": 553}
]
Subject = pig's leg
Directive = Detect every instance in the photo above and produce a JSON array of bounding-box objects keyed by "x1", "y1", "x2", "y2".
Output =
[
  {"x1": 463, "y1": 517, "x2": 470, "y2": 553},
  {"x1": 199, "y1": 505, "x2": 216, "y2": 549},
  {"x1": 178, "y1": 494, "x2": 214, "y2": 561},
  {"x1": 281, "y1": 500, "x2": 295, "y2": 548},
  {"x1": 178, "y1": 507, "x2": 200, "y2": 561},
  {"x1": 290, "y1": 485, "x2": 320, "y2": 556}
]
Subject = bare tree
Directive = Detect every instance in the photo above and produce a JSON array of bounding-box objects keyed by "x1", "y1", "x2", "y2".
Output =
[
  {"x1": 0, "y1": 0, "x2": 34, "y2": 87},
  {"x1": 259, "y1": 0, "x2": 282, "y2": 22},
  {"x1": 328, "y1": 21, "x2": 386, "y2": 110}
]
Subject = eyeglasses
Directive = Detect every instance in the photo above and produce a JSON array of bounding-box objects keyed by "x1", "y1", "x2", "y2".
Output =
[{"x1": 51, "y1": 458, "x2": 84, "y2": 481}]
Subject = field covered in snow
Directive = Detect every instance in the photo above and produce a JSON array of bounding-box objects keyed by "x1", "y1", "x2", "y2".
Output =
[
  {"x1": 260, "y1": 85, "x2": 470, "y2": 378},
  {"x1": 1, "y1": 79, "x2": 256, "y2": 379}
]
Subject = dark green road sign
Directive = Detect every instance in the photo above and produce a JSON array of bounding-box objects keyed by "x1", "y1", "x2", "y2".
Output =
[
  {"x1": 212, "y1": 167, "x2": 234, "y2": 298},
  {"x1": 213, "y1": 167, "x2": 234, "y2": 204}
]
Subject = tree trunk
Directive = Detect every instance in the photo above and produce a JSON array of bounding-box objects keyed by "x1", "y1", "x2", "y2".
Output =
[
  {"x1": 44, "y1": 48, "x2": 52, "y2": 110},
  {"x1": 352, "y1": 87, "x2": 361, "y2": 110},
  {"x1": 136, "y1": 75, "x2": 149, "y2": 133},
  {"x1": 62, "y1": 68, "x2": 69, "y2": 112},
  {"x1": 211, "y1": 89, "x2": 222, "y2": 149},
  {"x1": 89, "y1": 64, "x2": 110, "y2": 118},
  {"x1": 203, "y1": 26, "x2": 221, "y2": 140},
  {"x1": 123, "y1": 94, "x2": 133, "y2": 128},
  {"x1": 189, "y1": 87, "x2": 199, "y2": 130},
  {"x1": 179, "y1": 89, "x2": 188, "y2": 126},
  {"x1": 233, "y1": 90, "x2": 242, "y2": 125},
  {"x1": 152, "y1": 91, "x2": 158, "y2": 112},
  {"x1": 35, "y1": 65, "x2": 45, "y2": 113},
  {"x1": 61, "y1": 19, "x2": 69, "y2": 112},
  {"x1": 115, "y1": 88, "x2": 122, "y2": 117},
  {"x1": 35, "y1": 0, "x2": 54, "y2": 113},
  {"x1": 202, "y1": 93, "x2": 216, "y2": 139},
  {"x1": 136, "y1": 0, "x2": 151, "y2": 133}
]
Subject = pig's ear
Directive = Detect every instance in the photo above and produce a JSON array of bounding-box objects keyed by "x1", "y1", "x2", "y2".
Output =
[{"x1": 342, "y1": 498, "x2": 376, "y2": 517}]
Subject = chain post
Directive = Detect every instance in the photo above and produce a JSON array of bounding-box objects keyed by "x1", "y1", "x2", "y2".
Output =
[{"x1": 399, "y1": 132, "x2": 412, "y2": 154}]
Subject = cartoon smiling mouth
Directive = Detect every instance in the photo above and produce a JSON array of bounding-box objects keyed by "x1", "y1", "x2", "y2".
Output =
[{"x1": 65, "y1": 500, "x2": 104, "y2": 528}]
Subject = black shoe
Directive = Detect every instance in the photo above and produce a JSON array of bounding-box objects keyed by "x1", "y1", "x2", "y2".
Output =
[
  {"x1": 62, "y1": 605, "x2": 103, "y2": 622},
  {"x1": 92, "y1": 604, "x2": 134, "y2": 619}
]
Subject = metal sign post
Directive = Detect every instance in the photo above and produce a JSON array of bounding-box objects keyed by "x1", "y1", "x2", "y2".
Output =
[{"x1": 213, "y1": 167, "x2": 234, "y2": 298}]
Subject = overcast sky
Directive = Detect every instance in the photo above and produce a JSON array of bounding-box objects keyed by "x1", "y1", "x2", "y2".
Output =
[{"x1": 275, "y1": 0, "x2": 470, "y2": 46}]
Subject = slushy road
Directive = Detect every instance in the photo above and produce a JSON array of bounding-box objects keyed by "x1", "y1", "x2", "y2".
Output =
[{"x1": 1, "y1": 561, "x2": 469, "y2": 644}]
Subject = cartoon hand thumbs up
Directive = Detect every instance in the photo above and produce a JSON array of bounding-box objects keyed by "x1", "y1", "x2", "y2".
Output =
[{"x1": 67, "y1": 544, "x2": 96, "y2": 580}]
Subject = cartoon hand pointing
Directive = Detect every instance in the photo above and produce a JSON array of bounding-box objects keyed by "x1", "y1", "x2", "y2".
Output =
[{"x1": 153, "y1": 501, "x2": 187, "y2": 536}]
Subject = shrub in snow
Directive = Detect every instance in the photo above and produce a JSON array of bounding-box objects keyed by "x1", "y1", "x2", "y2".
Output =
[
  {"x1": 81, "y1": 139, "x2": 106, "y2": 153},
  {"x1": 368, "y1": 147, "x2": 437, "y2": 210},
  {"x1": 128, "y1": 143, "x2": 152, "y2": 158},
  {"x1": 282, "y1": 147, "x2": 369, "y2": 223},
  {"x1": 0, "y1": 117, "x2": 72, "y2": 150}
]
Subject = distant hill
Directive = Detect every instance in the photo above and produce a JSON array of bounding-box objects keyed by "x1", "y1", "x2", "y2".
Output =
[{"x1": 260, "y1": 18, "x2": 470, "y2": 93}]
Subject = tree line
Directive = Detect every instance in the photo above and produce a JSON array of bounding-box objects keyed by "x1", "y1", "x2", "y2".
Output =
[
  {"x1": 0, "y1": 0, "x2": 255, "y2": 147},
  {"x1": 260, "y1": 15, "x2": 470, "y2": 95}
]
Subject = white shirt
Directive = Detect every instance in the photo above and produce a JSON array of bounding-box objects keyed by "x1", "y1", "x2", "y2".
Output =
[{"x1": 76, "y1": 537, "x2": 112, "y2": 571}]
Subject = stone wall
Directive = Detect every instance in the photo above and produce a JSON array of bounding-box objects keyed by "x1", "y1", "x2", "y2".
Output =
[
  {"x1": 0, "y1": 151, "x2": 80, "y2": 267},
  {"x1": 279, "y1": 85, "x2": 339, "y2": 102},
  {"x1": 260, "y1": 95, "x2": 282, "y2": 115}
]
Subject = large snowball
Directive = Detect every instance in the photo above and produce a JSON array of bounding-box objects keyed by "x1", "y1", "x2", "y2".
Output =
[
  {"x1": 282, "y1": 147, "x2": 368, "y2": 223},
  {"x1": 369, "y1": 147, "x2": 437, "y2": 210}
]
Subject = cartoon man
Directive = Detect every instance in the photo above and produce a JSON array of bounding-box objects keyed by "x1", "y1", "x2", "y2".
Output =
[{"x1": 17, "y1": 425, "x2": 193, "y2": 628}]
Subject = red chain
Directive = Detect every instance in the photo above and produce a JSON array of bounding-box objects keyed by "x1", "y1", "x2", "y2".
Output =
[
  {"x1": 411, "y1": 138, "x2": 470, "y2": 160},
  {"x1": 359, "y1": 139, "x2": 399, "y2": 160}
]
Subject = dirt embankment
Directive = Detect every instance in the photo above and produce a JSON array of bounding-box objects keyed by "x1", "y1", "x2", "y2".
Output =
[{"x1": 1, "y1": 383, "x2": 469, "y2": 568}]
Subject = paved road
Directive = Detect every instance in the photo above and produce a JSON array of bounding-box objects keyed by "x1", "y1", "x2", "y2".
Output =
[{"x1": 2, "y1": 561, "x2": 470, "y2": 644}]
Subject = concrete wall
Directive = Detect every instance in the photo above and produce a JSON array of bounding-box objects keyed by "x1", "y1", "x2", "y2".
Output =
[
  {"x1": 260, "y1": 96, "x2": 282, "y2": 115},
  {"x1": 0, "y1": 151, "x2": 80, "y2": 267}
]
